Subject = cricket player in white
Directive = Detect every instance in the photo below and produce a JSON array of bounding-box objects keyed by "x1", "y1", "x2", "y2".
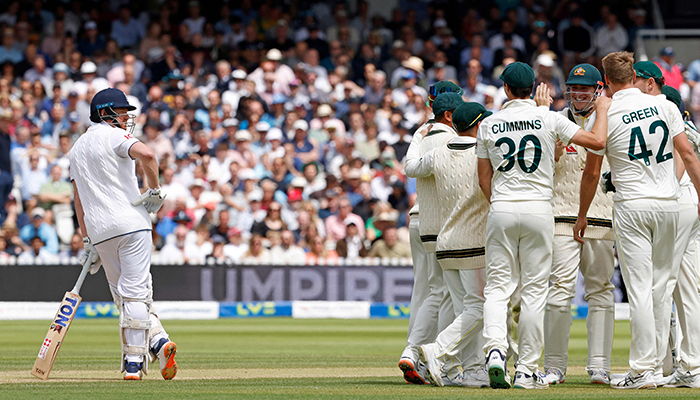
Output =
[
  {"x1": 407, "y1": 102, "x2": 492, "y2": 388},
  {"x1": 71, "y1": 88, "x2": 177, "y2": 381},
  {"x1": 477, "y1": 62, "x2": 610, "y2": 389},
  {"x1": 576, "y1": 52, "x2": 700, "y2": 389},
  {"x1": 632, "y1": 63, "x2": 700, "y2": 387},
  {"x1": 544, "y1": 64, "x2": 615, "y2": 386},
  {"x1": 400, "y1": 82, "x2": 463, "y2": 384}
]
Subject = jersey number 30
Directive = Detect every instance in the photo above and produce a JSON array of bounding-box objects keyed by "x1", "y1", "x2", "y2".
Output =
[
  {"x1": 495, "y1": 135, "x2": 542, "y2": 173},
  {"x1": 628, "y1": 120, "x2": 672, "y2": 166}
]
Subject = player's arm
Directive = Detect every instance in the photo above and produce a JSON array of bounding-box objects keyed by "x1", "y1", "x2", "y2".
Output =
[
  {"x1": 674, "y1": 133, "x2": 700, "y2": 219},
  {"x1": 404, "y1": 123, "x2": 432, "y2": 178},
  {"x1": 569, "y1": 96, "x2": 611, "y2": 150},
  {"x1": 674, "y1": 149, "x2": 686, "y2": 180},
  {"x1": 129, "y1": 142, "x2": 160, "y2": 190},
  {"x1": 72, "y1": 181, "x2": 87, "y2": 238},
  {"x1": 404, "y1": 148, "x2": 435, "y2": 177},
  {"x1": 573, "y1": 152, "x2": 604, "y2": 243},
  {"x1": 478, "y1": 158, "x2": 493, "y2": 203}
]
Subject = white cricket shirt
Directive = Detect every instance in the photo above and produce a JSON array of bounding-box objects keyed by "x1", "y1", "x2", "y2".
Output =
[
  {"x1": 70, "y1": 123, "x2": 152, "y2": 244},
  {"x1": 589, "y1": 88, "x2": 683, "y2": 201},
  {"x1": 476, "y1": 99, "x2": 581, "y2": 202}
]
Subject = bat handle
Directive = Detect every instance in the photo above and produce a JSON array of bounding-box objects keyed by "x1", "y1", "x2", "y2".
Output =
[{"x1": 70, "y1": 259, "x2": 91, "y2": 296}]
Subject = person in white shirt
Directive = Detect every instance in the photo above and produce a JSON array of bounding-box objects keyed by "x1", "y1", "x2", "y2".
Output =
[
  {"x1": 408, "y1": 102, "x2": 492, "y2": 388},
  {"x1": 477, "y1": 62, "x2": 610, "y2": 389},
  {"x1": 270, "y1": 230, "x2": 306, "y2": 263},
  {"x1": 576, "y1": 52, "x2": 700, "y2": 389},
  {"x1": 70, "y1": 88, "x2": 176, "y2": 381},
  {"x1": 543, "y1": 64, "x2": 616, "y2": 386}
]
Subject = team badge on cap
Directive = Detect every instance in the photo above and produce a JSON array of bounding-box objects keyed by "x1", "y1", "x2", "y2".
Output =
[{"x1": 573, "y1": 67, "x2": 586, "y2": 76}]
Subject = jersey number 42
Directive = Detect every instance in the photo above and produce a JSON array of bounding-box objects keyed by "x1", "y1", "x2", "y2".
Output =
[{"x1": 628, "y1": 120, "x2": 672, "y2": 166}]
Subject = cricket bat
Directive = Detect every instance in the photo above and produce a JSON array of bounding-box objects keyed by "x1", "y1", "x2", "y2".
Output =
[{"x1": 31, "y1": 259, "x2": 91, "y2": 379}]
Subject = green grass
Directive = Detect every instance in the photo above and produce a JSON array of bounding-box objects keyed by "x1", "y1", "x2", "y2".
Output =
[{"x1": 1, "y1": 318, "x2": 699, "y2": 399}]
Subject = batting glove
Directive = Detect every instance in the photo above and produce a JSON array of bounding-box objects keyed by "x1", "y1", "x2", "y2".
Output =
[
  {"x1": 79, "y1": 236, "x2": 102, "y2": 275},
  {"x1": 131, "y1": 188, "x2": 167, "y2": 213},
  {"x1": 599, "y1": 171, "x2": 616, "y2": 193}
]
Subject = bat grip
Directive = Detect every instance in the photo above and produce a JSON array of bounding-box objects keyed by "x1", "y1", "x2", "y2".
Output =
[{"x1": 71, "y1": 259, "x2": 91, "y2": 295}]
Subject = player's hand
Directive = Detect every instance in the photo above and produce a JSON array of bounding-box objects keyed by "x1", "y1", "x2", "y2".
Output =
[
  {"x1": 573, "y1": 217, "x2": 587, "y2": 244},
  {"x1": 534, "y1": 83, "x2": 553, "y2": 107},
  {"x1": 599, "y1": 171, "x2": 616, "y2": 193},
  {"x1": 79, "y1": 237, "x2": 102, "y2": 275},
  {"x1": 594, "y1": 95, "x2": 612, "y2": 111},
  {"x1": 131, "y1": 188, "x2": 167, "y2": 213},
  {"x1": 554, "y1": 139, "x2": 565, "y2": 162},
  {"x1": 416, "y1": 124, "x2": 433, "y2": 138}
]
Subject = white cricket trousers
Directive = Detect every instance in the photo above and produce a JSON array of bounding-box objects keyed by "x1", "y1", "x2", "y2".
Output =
[
  {"x1": 483, "y1": 201, "x2": 553, "y2": 374},
  {"x1": 95, "y1": 230, "x2": 168, "y2": 362},
  {"x1": 667, "y1": 188, "x2": 700, "y2": 375},
  {"x1": 436, "y1": 268, "x2": 485, "y2": 375},
  {"x1": 405, "y1": 216, "x2": 453, "y2": 359},
  {"x1": 544, "y1": 235, "x2": 615, "y2": 374},
  {"x1": 612, "y1": 199, "x2": 679, "y2": 374}
]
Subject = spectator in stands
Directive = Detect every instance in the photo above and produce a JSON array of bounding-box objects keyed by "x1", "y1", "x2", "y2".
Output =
[
  {"x1": 559, "y1": 10, "x2": 595, "y2": 72},
  {"x1": 251, "y1": 201, "x2": 286, "y2": 237},
  {"x1": 271, "y1": 229, "x2": 306, "y2": 262},
  {"x1": 367, "y1": 226, "x2": 411, "y2": 258},
  {"x1": 325, "y1": 197, "x2": 365, "y2": 241},
  {"x1": 306, "y1": 235, "x2": 338, "y2": 263},
  {"x1": 335, "y1": 221, "x2": 368, "y2": 259},
  {"x1": 0, "y1": 28, "x2": 24, "y2": 64},
  {"x1": 0, "y1": 110, "x2": 11, "y2": 220},
  {"x1": 36, "y1": 165, "x2": 72, "y2": 210},
  {"x1": 20, "y1": 150, "x2": 47, "y2": 203},
  {"x1": 19, "y1": 207, "x2": 58, "y2": 254},
  {"x1": 655, "y1": 47, "x2": 684, "y2": 90},
  {"x1": 241, "y1": 233, "x2": 271, "y2": 263},
  {"x1": 111, "y1": 6, "x2": 145, "y2": 49},
  {"x1": 223, "y1": 227, "x2": 248, "y2": 262},
  {"x1": 59, "y1": 233, "x2": 84, "y2": 259},
  {"x1": 18, "y1": 235, "x2": 54, "y2": 263},
  {"x1": 595, "y1": 12, "x2": 628, "y2": 58}
]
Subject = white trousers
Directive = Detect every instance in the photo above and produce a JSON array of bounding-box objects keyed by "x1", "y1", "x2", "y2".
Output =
[
  {"x1": 613, "y1": 199, "x2": 679, "y2": 374},
  {"x1": 544, "y1": 235, "x2": 615, "y2": 373},
  {"x1": 667, "y1": 189, "x2": 700, "y2": 375},
  {"x1": 406, "y1": 216, "x2": 452, "y2": 359},
  {"x1": 96, "y1": 230, "x2": 167, "y2": 362},
  {"x1": 437, "y1": 268, "x2": 485, "y2": 376},
  {"x1": 483, "y1": 201, "x2": 553, "y2": 374}
]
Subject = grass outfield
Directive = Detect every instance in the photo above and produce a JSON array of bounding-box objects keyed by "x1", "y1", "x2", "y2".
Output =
[{"x1": 1, "y1": 318, "x2": 700, "y2": 399}]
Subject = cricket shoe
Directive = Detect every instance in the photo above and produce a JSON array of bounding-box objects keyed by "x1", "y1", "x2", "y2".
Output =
[
  {"x1": 398, "y1": 356, "x2": 428, "y2": 385},
  {"x1": 461, "y1": 367, "x2": 490, "y2": 388},
  {"x1": 486, "y1": 349, "x2": 510, "y2": 389},
  {"x1": 610, "y1": 370, "x2": 656, "y2": 389},
  {"x1": 513, "y1": 370, "x2": 549, "y2": 389},
  {"x1": 654, "y1": 372, "x2": 667, "y2": 387},
  {"x1": 665, "y1": 369, "x2": 700, "y2": 388},
  {"x1": 588, "y1": 369, "x2": 610, "y2": 384},
  {"x1": 124, "y1": 362, "x2": 143, "y2": 380},
  {"x1": 152, "y1": 337, "x2": 178, "y2": 380},
  {"x1": 418, "y1": 343, "x2": 444, "y2": 387},
  {"x1": 544, "y1": 367, "x2": 565, "y2": 385}
]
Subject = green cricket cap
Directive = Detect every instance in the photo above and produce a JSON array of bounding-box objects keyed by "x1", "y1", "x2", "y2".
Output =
[
  {"x1": 566, "y1": 63, "x2": 602, "y2": 86},
  {"x1": 432, "y1": 92, "x2": 464, "y2": 115},
  {"x1": 452, "y1": 102, "x2": 491, "y2": 132},
  {"x1": 634, "y1": 61, "x2": 664, "y2": 84},
  {"x1": 661, "y1": 85, "x2": 683, "y2": 111},
  {"x1": 499, "y1": 62, "x2": 535, "y2": 88}
]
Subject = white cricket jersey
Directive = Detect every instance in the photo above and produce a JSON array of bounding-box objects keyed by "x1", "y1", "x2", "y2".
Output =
[
  {"x1": 590, "y1": 88, "x2": 683, "y2": 201},
  {"x1": 476, "y1": 99, "x2": 581, "y2": 202},
  {"x1": 70, "y1": 123, "x2": 152, "y2": 244}
]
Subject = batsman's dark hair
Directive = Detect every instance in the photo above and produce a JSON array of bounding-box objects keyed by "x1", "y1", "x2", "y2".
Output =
[{"x1": 508, "y1": 84, "x2": 534, "y2": 99}]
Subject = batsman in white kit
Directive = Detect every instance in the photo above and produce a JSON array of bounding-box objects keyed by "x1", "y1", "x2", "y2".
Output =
[
  {"x1": 477, "y1": 62, "x2": 610, "y2": 389},
  {"x1": 544, "y1": 63, "x2": 615, "y2": 386},
  {"x1": 575, "y1": 52, "x2": 700, "y2": 389},
  {"x1": 70, "y1": 88, "x2": 177, "y2": 380}
]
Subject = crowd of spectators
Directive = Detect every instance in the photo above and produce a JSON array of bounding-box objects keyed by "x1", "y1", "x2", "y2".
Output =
[{"x1": 0, "y1": 0, "x2": 690, "y2": 265}]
